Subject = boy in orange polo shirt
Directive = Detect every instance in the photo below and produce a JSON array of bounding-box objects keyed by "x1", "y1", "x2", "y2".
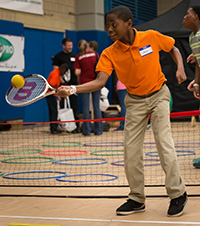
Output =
[
  {"x1": 57, "y1": 6, "x2": 187, "y2": 216},
  {"x1": 46, "y1": 63, "x2": 68, "y2": 134}
]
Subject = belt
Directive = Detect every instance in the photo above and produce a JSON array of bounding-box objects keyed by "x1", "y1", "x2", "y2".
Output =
[{"x1": 128, "y1": 82, "x2": 166, "y2": 98}]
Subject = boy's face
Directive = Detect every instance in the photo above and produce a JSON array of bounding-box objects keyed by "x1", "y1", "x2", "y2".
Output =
[
  {"x1": 106, "y1": 14, "x2": 132, "y2": 42},
  {"x1": 183, "y1": 7, "x2": 196, "y2": 29}
]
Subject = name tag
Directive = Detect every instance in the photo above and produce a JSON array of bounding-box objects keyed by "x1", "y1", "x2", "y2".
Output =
[
  {"x1": 70, "y1": 57, "x2": 75, "y2": 62},
  {"x1": 139, "y1": 45, "x2": 153, "y2": 57}
]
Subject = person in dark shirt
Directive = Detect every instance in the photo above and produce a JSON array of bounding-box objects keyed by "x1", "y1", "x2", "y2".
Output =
[{"x1": 52, "y1": 38, "x2": 80, "y2": 132}]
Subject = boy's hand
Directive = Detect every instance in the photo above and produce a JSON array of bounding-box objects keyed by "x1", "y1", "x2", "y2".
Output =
[
  {"x1": 57, "y1": 86, "x2": 71, "y2": 98},
  {"x1": 187, "y1": 80, "x2": 195, "y2": 92},
  {"x1": 187, "y1": 54, "x2": 196, "y2": 64},
  {"x1": 193, "y1": 86, "x2": 200, "y2": 100}
]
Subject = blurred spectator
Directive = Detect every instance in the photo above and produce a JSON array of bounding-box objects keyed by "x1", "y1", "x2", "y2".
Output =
[
  {"x1": 52, "y1": 38, "x2": 80, "y2": 133},
  {"x1": 74, "y1": 39, "x2": 102, "y2": 136},
  {"x1": 46, "y1": 63, "x2": 68, "y2": 134}
]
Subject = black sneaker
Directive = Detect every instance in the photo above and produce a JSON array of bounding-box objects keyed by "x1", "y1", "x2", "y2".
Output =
[
  {"x1": 167, "y1": 192, "x2": 188, "y2": 217},
  {"x1": 193, "y1": 162, "x2": 200, "y2": 168},
  {"x1": 116, "y1": 199, "x2": 145, "y2": 215}
]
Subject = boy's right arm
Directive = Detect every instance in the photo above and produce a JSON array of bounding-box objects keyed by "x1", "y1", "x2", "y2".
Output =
[{"x1": 57, "y1": 71, "x2": 109, "y2": 98}]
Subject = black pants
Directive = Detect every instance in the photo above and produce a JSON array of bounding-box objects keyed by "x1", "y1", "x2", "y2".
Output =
[{"x1": 46, "y1": 95, "x2": 58, "y2": 131}]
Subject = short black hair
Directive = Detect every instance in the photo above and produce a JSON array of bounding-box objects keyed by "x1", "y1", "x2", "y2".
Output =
[
  {"x1": 191, "y1": 6, "x2": 200, "y2": 20},
  {"x1": 106, "y1": 6, "x2": 133, "y2": 22},
  {"x1": 59, "y1": 63, "x2": 69, "y2": 71},
  {"x1": 62, "y1": 38, "x2": 72, "y2": 45}
]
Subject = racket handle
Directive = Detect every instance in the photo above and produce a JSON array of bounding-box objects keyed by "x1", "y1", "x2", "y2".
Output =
[{"x1": 64, "y1": 89, "x2": 77, "y2": 96}]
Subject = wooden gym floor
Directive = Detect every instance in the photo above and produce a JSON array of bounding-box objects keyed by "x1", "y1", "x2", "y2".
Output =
[{"x1": 0, "y1": 186, "x2": 200, "y2": 226}]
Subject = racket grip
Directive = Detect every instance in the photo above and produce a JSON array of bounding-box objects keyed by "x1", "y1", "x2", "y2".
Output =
[
  {"x1": 65, "y1": 89, "x2": 71, "y2": 95},
  {"x1": 65, "y1": 89, "x2": 77, "y2": 96}
]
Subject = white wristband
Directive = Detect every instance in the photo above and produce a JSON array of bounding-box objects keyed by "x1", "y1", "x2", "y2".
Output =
[
  {"x1": 193, "y1": 83, "x2": 199, "y2": 87},
  {"x1": 70, "y1": 85, "x2": 77, "y2": 95}
]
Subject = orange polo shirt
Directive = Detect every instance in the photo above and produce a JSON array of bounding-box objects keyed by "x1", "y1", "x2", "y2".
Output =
[{"x1": 96, "y1": 28, "x2": 175, "y2": 96}]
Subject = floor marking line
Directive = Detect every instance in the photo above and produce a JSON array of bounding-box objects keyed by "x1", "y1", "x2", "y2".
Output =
[{"x1": 0, "y1": 215, "x2": 200, "y2": 225}]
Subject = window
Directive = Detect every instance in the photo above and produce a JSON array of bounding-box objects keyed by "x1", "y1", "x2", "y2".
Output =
[{"x1": 104, "y1": 0, "x2": 157, "y2": 25}]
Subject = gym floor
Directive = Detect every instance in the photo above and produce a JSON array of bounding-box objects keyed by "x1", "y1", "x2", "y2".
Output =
[{"x1": 0, "y1": 186, "x2": 200, "y2": 226}]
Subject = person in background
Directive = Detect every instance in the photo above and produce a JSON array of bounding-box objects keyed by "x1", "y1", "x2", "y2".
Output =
[
  {"x1": 87, "y1": 40, "x2": 99, "y2": 78},
  {"x1": 88, "y1": 40, "x2": 99, "y2": 52},
  {"x1": 183, "y1": 6, "x2": 200, "y2": 98},
  {"x1": 114, "y1": 79, "x2": 127, "y2": 131},
  {"x1": 183, "y1": 6, "x2": 200, "y2": 167},
  {"x1": 88, "y1": 40, "x2": 110, "y2": 119},
  {"x1": 57, "y1": 6, "x2": 187, "y2": 217},
  {"x1": 52, "y1": 38, "x2": 80, "y2": 133},
  {"x1": 46, "y1": 63, "x2": 68, "y2": 134},
  {"x1": 74, "y1": 39, "x2": 102, "y2": 136}
]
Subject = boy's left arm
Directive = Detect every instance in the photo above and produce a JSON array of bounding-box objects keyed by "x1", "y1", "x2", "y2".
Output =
[{"x1": 170, "y1": 46, "x2": 187, "y2": 84}]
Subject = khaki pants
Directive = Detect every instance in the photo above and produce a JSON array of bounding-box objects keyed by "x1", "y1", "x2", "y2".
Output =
[{"x1": 124, "y1": 84, "x2": 185, "y2": 203}]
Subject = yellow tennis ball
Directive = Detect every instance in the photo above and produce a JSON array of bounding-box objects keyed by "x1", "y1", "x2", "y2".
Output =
[{"x1": 11, "y1": 74, "x2": 25, "y2": 89}]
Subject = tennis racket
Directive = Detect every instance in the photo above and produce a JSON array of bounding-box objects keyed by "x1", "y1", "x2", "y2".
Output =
[{"x1": 5, "y1": 74, "x2": 71, "y2": 107}]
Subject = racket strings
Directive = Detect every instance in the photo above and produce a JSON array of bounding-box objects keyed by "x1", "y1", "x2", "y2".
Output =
[{"x1": 7, "y1": 76, "x2": 46, "y2": 104}]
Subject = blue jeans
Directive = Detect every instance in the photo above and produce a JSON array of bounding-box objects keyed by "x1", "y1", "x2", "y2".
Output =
[
  {"x1": 81, "y1": 90, "x2": 103, "y2": 136},
  {"x1": 117, "y1": 89, "x2": 127, "y2": 130}
]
